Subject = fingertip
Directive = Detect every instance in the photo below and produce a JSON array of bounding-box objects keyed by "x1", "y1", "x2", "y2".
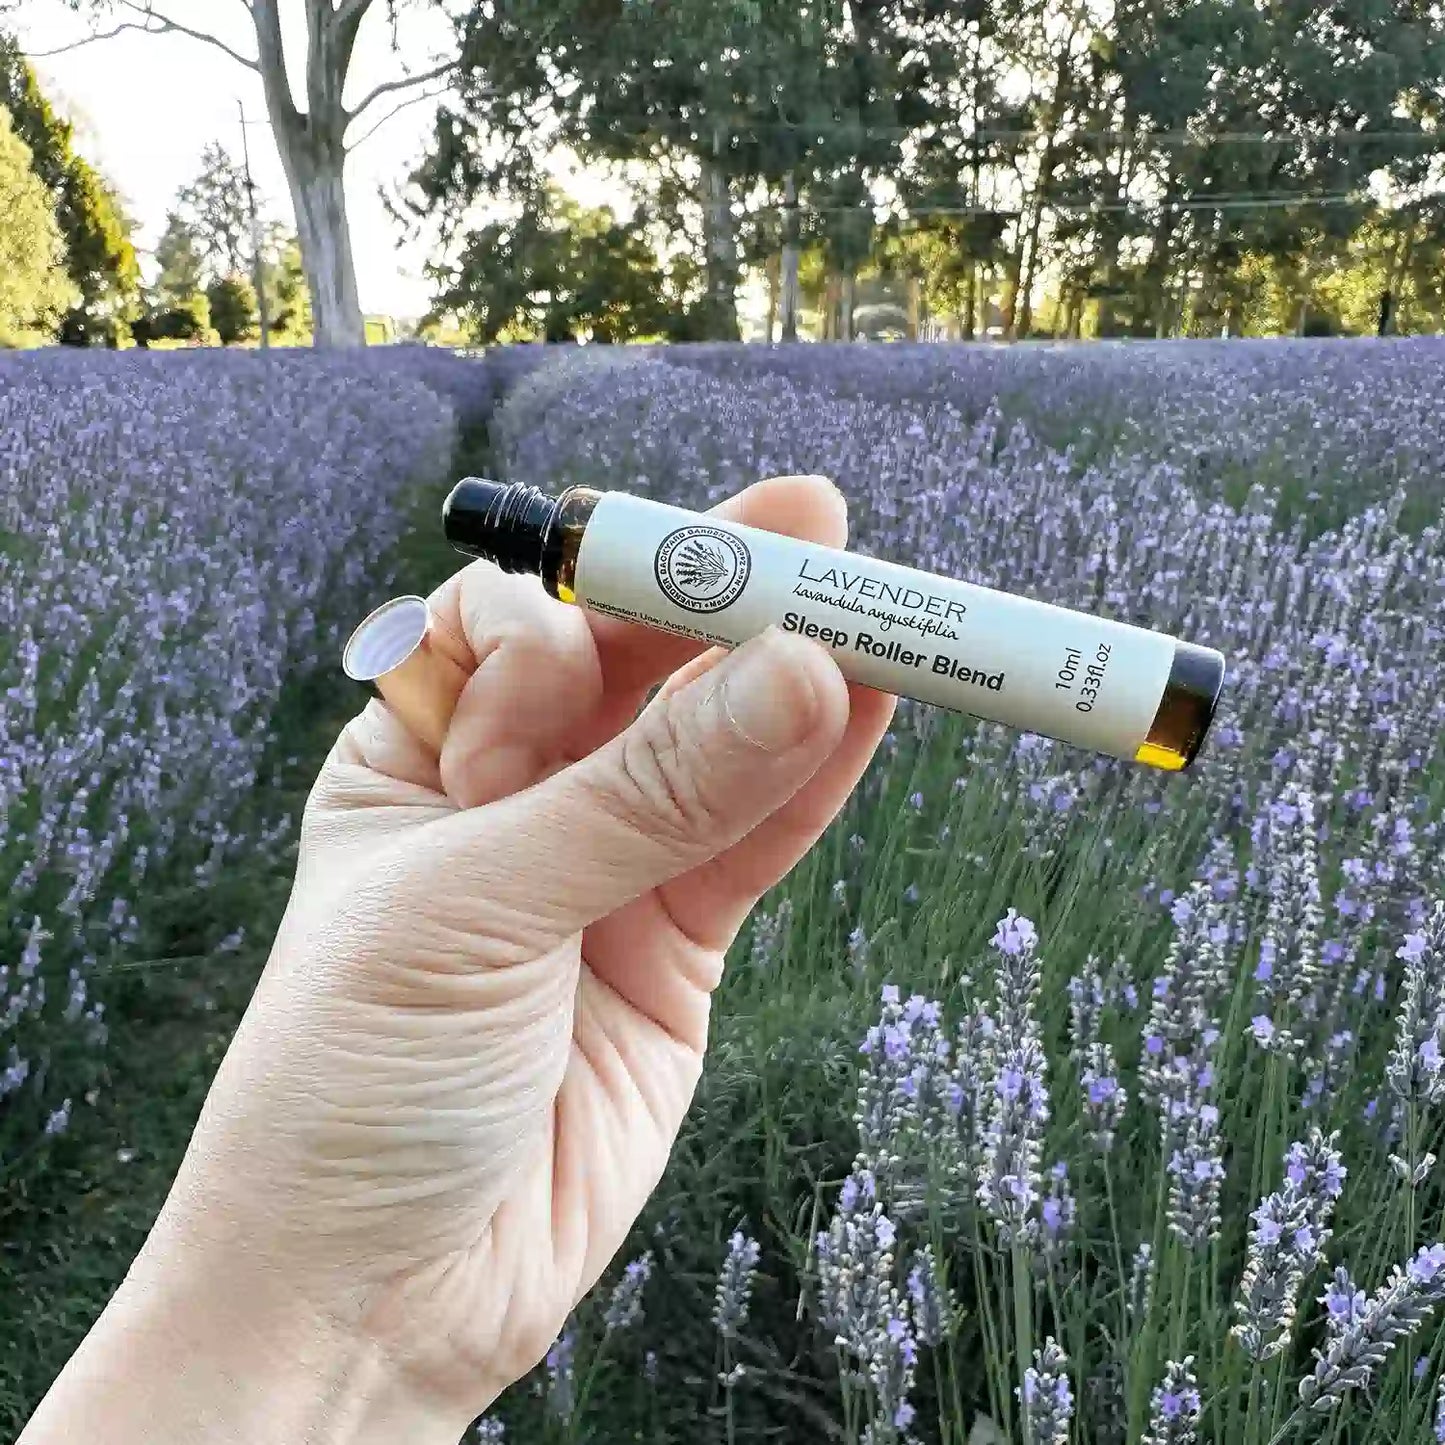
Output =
[
  {"x1": 718, "y1": 628, "x2": 850, "y2": 757},
  {"x1": 715, "y1": 474, "x2": 850, "y2": 549}
]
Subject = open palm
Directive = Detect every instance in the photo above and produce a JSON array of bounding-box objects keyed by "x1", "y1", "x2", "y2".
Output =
[{"x1": 151, "y1": 476, "x2": 893, "y2": 1425}]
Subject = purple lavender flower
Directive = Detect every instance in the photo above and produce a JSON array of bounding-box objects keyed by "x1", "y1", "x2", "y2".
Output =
[
  {"x1": 855, "y1": 985, "x2": 955, "y2": 1195},
  {"x1": 603, "y1": 1251, "x2": 653, "y2": 1333},
  {"x1": 906, "y1": 1245, "x2": 955, "y2": 1347},
  {"x1": 1234, "y1": 1131, "x2": 1345, "y2": 1359},
  {"x1": 545, "y1": 1324, "x2": 577, "y2": 1421},
  {"x1": 1247, "y1": 765, "x2": 1324, "y2": 1055},
  {"x1": 976, "y1": 911, "x2": 1048, "y2": 1243},
  {"x1": 1388, "y1": 903, "x2": 1445, "y2": 1109},
  {"x1": 1321, "y1": 1267, "x2": 1368, "y2": 1341},
  {"x1": 713, "y1": 1229, "x2": 762, "y2": 1338},
  {"x1": 748, "y1": 898, "x2": 794, "y2": 971},
  {"x1": 1142, "y1": 1357, "x2": 1202, "y2": 1445},
  {"x1": 1019, "y1": 1338, "x2": 1073, "y2": 1445},
  {"x1": 1299, "y1": 1244, "x2": 1445, "y2": 1413}
]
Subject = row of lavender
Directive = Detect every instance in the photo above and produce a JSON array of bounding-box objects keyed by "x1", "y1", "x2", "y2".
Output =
[
  {"x1": 660, "y1": 338, "x2": 1445, "y2": 532},
  {"x1": 484, "y1": 343, "x2": 1445, "y2": 1444},
  {"x1": 0, "y1": 348, "x2": 462, "y2": 1168}
]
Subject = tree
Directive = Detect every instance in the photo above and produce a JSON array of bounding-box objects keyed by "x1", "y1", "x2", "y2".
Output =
[
  {"x1": 262, "y1": 229, "x2": 313, "y2": 343},
  {"x1": 154, "y1": 210, "x2": 205, "y2": 304},
  {"x1": 206, "y1": 274, "x2": 258, "y2": 344},
  {"x1": 413, "y1": 0, "x2": 935, "y2": 342},
  {"x1": 429, "y1": 184, "x2": 675, "y2": 342},
  {"x1": 177, "y1": 143, "x2": 252, "y2": 281},
  {"x1": 0, "y1": 33, "x2": 138, "y2": 344},
  {"x1": 0, "y1": 101, "x2": 76, "y2": 341},
  {"x1": 15, "y1": 2, "x2": 578, "y2": 346}
]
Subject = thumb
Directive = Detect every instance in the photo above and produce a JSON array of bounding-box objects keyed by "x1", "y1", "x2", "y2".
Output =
[{"x1": 446, "y1": 628, "x2": 851, "y2": 944}]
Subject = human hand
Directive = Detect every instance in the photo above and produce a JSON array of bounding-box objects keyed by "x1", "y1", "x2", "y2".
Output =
[{"x1": 20, "y1": 475, "x2": 894, "y2": 1445}]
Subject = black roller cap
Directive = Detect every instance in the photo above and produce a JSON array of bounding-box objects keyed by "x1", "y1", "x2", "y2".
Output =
[{"x1": 442, "y1": 478, "x2": 557, "y2": 574}]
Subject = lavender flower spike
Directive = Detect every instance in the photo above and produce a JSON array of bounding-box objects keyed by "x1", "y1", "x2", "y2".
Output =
[
  {"x1": 1388, "y1": 902, "x2": 1445, "y2": 1108},
  {"x1": 977, "y1": 910, "x2": 1048, "y2": 1243},
  {"x1": 1142, "y1": 1357, "x2": 1202, "y2": 1445},
  {"x1": 1299, "y1": 1245, "x2": 1445, "y2": 1412},
  {"x1": 603, "y1": 1251, "x2": 653, "y2": 1333},
  {"x1": 474, "y1": 1417, "x2": 506, "y2": 1442},
  {"x1": 1019, "y1": 1338, "x2": 1073, "y2": 1445},
  {"x1": 1234, "y1": 1130, "x2": 1345, "y2": 1360},
  {"x1": 906, "y1": 1245, "x2": 955, "y2": 1347},
  {"x1": 713, "y1": 1229, "x2": 762, "y2": 1338},
  {"x1": 545, "y1": 1324, "x2": 576, "y2": 1422}
]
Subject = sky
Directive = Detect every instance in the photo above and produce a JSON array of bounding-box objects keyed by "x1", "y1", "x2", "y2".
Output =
[{"x1": 11, "y1": 2, "x2": 516, "y2": 319}]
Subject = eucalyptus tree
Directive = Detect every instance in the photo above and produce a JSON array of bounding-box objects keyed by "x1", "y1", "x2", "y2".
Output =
[{"x1": 16, "y1": 0, "x2": 488, "y2": 345}]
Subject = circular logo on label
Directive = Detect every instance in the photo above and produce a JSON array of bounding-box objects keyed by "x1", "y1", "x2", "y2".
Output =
[{"x1": 654, "y1": 525, "x2": 752, "y2": 613}]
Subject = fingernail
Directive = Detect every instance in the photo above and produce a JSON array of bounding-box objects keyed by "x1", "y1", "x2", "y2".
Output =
[{"x1": 719, "y1": 629, "x2": 822, "y2": 753}]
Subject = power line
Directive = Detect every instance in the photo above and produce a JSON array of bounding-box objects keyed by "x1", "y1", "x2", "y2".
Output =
[
  {"x1": 562, "y1": 113, "x2": 1444, "y2": 146},
  {"x1": 739, "y1": 192, "x2": 1377, "y2": 217}
]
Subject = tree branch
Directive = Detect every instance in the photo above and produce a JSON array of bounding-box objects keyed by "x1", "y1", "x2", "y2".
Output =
[
  {"x1": 96, "y1": 0, "x2": 262, "y2": 70},
  {"x1": 29, "y1": 23, "x2": 143, "y2": 57},
  {"x1": 251, "y1": 0, "x2": 301, "y2": 134},
  {"x1": 347, "y1": 83, "x2": 451, "y2": 151},
  {"x1": 334, "y1": 0, "x2": 375, "y2": 27},
  {"x1": 346, "y1": 58, "x2": 460, "y2": 124}
]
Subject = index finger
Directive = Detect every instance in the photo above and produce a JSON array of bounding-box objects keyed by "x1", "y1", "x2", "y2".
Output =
[{"x1": 586, "y1": 473, "x2": 849, "y2": 697}]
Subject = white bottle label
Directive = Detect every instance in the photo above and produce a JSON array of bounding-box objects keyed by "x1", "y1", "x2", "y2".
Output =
[{"x1": 573, "y1": 492, "x2": 1177, "y2": 760}]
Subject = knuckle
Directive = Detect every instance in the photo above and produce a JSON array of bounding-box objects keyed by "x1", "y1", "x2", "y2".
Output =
[{"x1": 606, "y1": 699, "x2": 720, "y2": 845}]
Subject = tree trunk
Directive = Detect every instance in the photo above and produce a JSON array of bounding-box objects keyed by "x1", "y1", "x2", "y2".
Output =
[
  {"x1": 1378, "y1": 219, "x2": 1418, "y2": 336},
  {"x1": 764, "y1": 253, "x2": 779, "y2": 343},
  {"x1": 780, "y1": 171, "x2": 800, "y2": 342},
  {"x1": 1015, "y1": 152, "x2": 1055, "y2": 339},
  {"x1": 905, "y1": 274, "x2": 921, "y2": 340},
  {"x1": 1001, "y1": 236, "x2": 1025, "y2": 339},
  {"x1": 963, "y1": 261, "x2": 977, "y2": 340},
  {"x1": 840, "y1": 272, "x2": 856, "y2": 341},
  {"x1": 1137, "y1": 179, "x2": 1180, "y2": 338},
  {"x1": 1012, "y1": 41, "x2": 1074, "y2": 341},
  {"x1": 281, "y1": 137, "x2": 364, "y2": 348},
  {"x1": 699, "y1": 127, "x2": 740, "y2": 341},
  {"x1": 252, "y1": 0, "x2": 367, "y2": 347}
]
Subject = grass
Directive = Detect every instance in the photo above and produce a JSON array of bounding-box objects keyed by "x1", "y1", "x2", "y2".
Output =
[{"x1": 0, "y1": 431, "x2": 479, "y2": 1438}]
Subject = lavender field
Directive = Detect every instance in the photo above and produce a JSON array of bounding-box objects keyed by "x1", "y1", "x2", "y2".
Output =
[
  {"x1": 483, "y1": 339, "x2": 1445, "y2": 1445},
  {"x1": 0, "y1": 349, "x2": 468, "y2": 1164},
  {"x1": 2, "y1": 339, "x2": 1444, "y2": 1445}
]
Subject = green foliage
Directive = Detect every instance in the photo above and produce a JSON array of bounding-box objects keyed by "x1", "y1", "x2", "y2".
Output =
[
  {"x1": 0, "y1": 34, "x2": 139, "y2": 346},
  {"x1": 205, "y1": 274, "x2": 258, "y2": 345},
  {"x1": 263, "y1": 231, "x2": 312, "y2": 344},
  {"x1": 430, "y1": 184, "x2": 676, "y2": 343},
  {"x1": 411, "y1": 0, "x2": 1445, "y2": 342},
  {"x1": 0, "y1": 103, "x2": 76, "y2": 343},
  {"x1": 154, "y1": 210, "x2": 206, "y2": 305},
  {"x1": 133, "y1": 291, "x2": 217, "y2": 348},
  {"x1": 177, "y1": 142, "x2": 253, "y2": 282}
]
